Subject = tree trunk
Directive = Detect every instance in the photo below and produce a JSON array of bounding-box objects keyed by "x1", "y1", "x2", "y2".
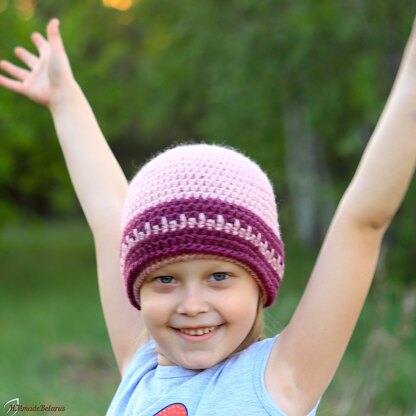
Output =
[{"x1": 283, "y1": 103, "x2": 334, "y2": 248}]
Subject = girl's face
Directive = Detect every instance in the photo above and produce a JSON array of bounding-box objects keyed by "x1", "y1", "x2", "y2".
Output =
[{"x1": 139, "y1": 258, "x2": 260, "y2": 370}]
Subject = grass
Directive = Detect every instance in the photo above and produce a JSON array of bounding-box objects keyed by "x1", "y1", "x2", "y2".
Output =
[
  {"x1": 0, "y1": 221, "x2": 415, "y2": 415},
  {"x1": 0, "y1": 221, "x2": 119, "y2": 415}
]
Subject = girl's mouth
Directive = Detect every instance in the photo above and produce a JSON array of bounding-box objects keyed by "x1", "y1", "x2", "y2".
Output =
[
  {"x1": 172, "y1": 325, "x2": 223, "y2": 341},
  {"x1": 179, "y1": 326, "x2": 217, "y2": 336}
]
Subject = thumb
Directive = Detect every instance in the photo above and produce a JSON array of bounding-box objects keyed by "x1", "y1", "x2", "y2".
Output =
[
  {"x1": 47, "y1": 18, "x2": 66, "y2": 54},
  {"x1": 46, "y1": 18, "x2": 74, "y2": 84}
]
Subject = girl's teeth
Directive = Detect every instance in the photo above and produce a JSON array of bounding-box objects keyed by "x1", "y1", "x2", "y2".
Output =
[{"x1": 179, "y1": 326, "x2": 216, "y2": 336}]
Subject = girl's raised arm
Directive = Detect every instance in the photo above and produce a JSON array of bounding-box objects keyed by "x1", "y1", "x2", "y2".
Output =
[
  {"x1": 266, "y1": 19, "x2": 416, "y2": 415},
  {"x1": 0, "y1": 19, "x2": 146, "y2": 376}
]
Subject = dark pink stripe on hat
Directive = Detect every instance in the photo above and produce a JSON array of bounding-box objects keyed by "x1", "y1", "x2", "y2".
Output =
[{"x1": 122, "y1": 197, "x2": 284, "y2": 260}]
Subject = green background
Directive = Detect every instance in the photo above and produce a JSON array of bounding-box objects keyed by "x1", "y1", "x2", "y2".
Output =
[{"x1": 0, "y1": 0, "x2": 415, "y2": 414}]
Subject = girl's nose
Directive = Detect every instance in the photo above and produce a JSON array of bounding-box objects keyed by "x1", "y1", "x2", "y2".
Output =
[{"x1": 176, "y1": 288, "x2": 209, "y2": 316}]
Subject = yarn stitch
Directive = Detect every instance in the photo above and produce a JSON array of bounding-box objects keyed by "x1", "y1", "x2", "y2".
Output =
[{"x1": 120, "y1": 143, "x2": 285, "y2": 309}]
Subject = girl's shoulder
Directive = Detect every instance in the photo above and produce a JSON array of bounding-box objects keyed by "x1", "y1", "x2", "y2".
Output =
[{"x1": 245, "y1": 335, "x2": 279, "y2": 355}]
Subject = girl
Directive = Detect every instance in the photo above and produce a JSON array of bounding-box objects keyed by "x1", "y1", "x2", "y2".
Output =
[{"x1": 0, "y1": 17, "x2": 415, "y2": 416}]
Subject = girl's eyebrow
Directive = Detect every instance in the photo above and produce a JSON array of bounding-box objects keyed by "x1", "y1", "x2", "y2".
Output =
[
  {"x1": 149, "y1": 269, "x2": 170, "y2": 276},
  {"x1": 149, "y1": 261, "x2": 240, "y2": 277},
  {"x1": 208, "y1": 261, "x2": 241, "y2": 271}
]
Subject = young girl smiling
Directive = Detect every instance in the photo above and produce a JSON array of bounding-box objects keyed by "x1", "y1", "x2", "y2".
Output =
[{"x1": 1, "y1": 16, "x2": 415, "y2": 416}]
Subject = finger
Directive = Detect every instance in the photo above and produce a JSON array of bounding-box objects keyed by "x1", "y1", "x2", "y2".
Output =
[
  {"x1": 47, "y1": 18, "x2": 66, "y2": 53},
  {"x1": 0, "y1": 60, "x2": 30, "y2": 81},
  {"x1": 0, "y1": 73, "x2": 24, "y2": 95},
  {"x1": 31, "y1": 31, "x2": 48, "y2": 55},
  {"x1": 14, "y1": 46, "x2": 38, "y2": 69}
]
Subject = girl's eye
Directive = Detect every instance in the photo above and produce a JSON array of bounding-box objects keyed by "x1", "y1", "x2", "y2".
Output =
[
  {"x1": 156, "y1": 276, "x2": 176, "y2": 284},
  {"x1": 209, "y1": 272, "x2": 230, "y2": 282}
]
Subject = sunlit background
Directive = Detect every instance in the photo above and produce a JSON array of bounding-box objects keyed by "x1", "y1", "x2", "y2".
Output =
[
  {"x1": 0, "y1": 0, "x2": 139, "y2": 21},
  {"x1": 0, "y1": 1, "x2": 415, "y2": 415},
  {"x1": 1, "y1": 0, "x2": 137, "y2": 17}
]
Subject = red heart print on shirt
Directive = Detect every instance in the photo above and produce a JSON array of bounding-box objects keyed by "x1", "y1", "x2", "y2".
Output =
[{"x1": 154, "y1": 403, "x2": 188, "y2": 416}]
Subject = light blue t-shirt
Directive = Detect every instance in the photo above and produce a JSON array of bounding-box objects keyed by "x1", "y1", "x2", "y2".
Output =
[{"x1": 106, "y1": 335, "x2": 320, "y2": 415}]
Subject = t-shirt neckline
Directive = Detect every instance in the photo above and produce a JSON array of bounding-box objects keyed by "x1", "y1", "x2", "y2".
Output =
[{"x1": 155, "y1": 363, "x2": 202, "y2": 379}]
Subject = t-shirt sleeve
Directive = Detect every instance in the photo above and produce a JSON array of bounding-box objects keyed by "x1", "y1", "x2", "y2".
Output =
[
  {"x1": 121, "y1": 339, "x2": 157, "y2": 382},
  {"x1": 251, "y1": 335, "x2": 321, "y2": 416},
  {"x1": 105, "y1": 340, "x2": 158, "y2": 416}
]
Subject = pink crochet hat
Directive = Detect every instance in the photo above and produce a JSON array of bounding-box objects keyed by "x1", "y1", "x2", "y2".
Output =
[{"x1": 120, "y1": 143, "x2": 284, "y2": 310}]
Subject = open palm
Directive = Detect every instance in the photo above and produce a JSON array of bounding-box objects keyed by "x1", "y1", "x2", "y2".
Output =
[{"x1": 0, "y1": 19, "x2": 73, "y2": 107}]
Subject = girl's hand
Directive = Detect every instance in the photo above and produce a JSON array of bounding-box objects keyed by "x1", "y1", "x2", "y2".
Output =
[
  {"x1": 391, "y1": 17, "x2": 416, "y2": 94},
  {"x1": 0, "y1": 18, "x2": 74, "y2": 108}
]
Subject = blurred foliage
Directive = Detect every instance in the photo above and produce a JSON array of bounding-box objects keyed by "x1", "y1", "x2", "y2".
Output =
[
  {"x1": 0, "y1": 2, "x2": 415, "y2": 413},
  {"x1": 0, "y1": 0, "x2": 415, "y2": 282}
]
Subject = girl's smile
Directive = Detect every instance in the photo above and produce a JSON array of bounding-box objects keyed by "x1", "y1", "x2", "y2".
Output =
[
  {"x1": 139, "y1": 258, "x2": 260, "y2": 369},
  {"x1": 172, "y1": 324, "x2": 224, "y2": 342}
]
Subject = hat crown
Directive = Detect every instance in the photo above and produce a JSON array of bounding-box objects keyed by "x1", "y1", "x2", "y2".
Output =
[{"x1": 122, "y1": 143, "x2": 280, "y2": 237}]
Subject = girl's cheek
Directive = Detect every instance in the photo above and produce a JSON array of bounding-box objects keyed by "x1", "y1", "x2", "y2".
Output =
[
  {"x1": 153, "y1": 282, "x2": 177, "y2": 293},
  {"x1": 140, "y1": 286, "x2": 177, "y2": 311}
]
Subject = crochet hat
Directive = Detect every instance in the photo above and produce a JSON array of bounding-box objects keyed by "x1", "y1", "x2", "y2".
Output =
[{"x1": 120, "y1": 143, "x2": 284, "y2": 310}]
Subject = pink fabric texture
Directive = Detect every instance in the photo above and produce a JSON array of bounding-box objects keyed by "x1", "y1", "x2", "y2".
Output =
[{"x1": 120, "y1": 143, "x2": 285, "y2": 309}]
